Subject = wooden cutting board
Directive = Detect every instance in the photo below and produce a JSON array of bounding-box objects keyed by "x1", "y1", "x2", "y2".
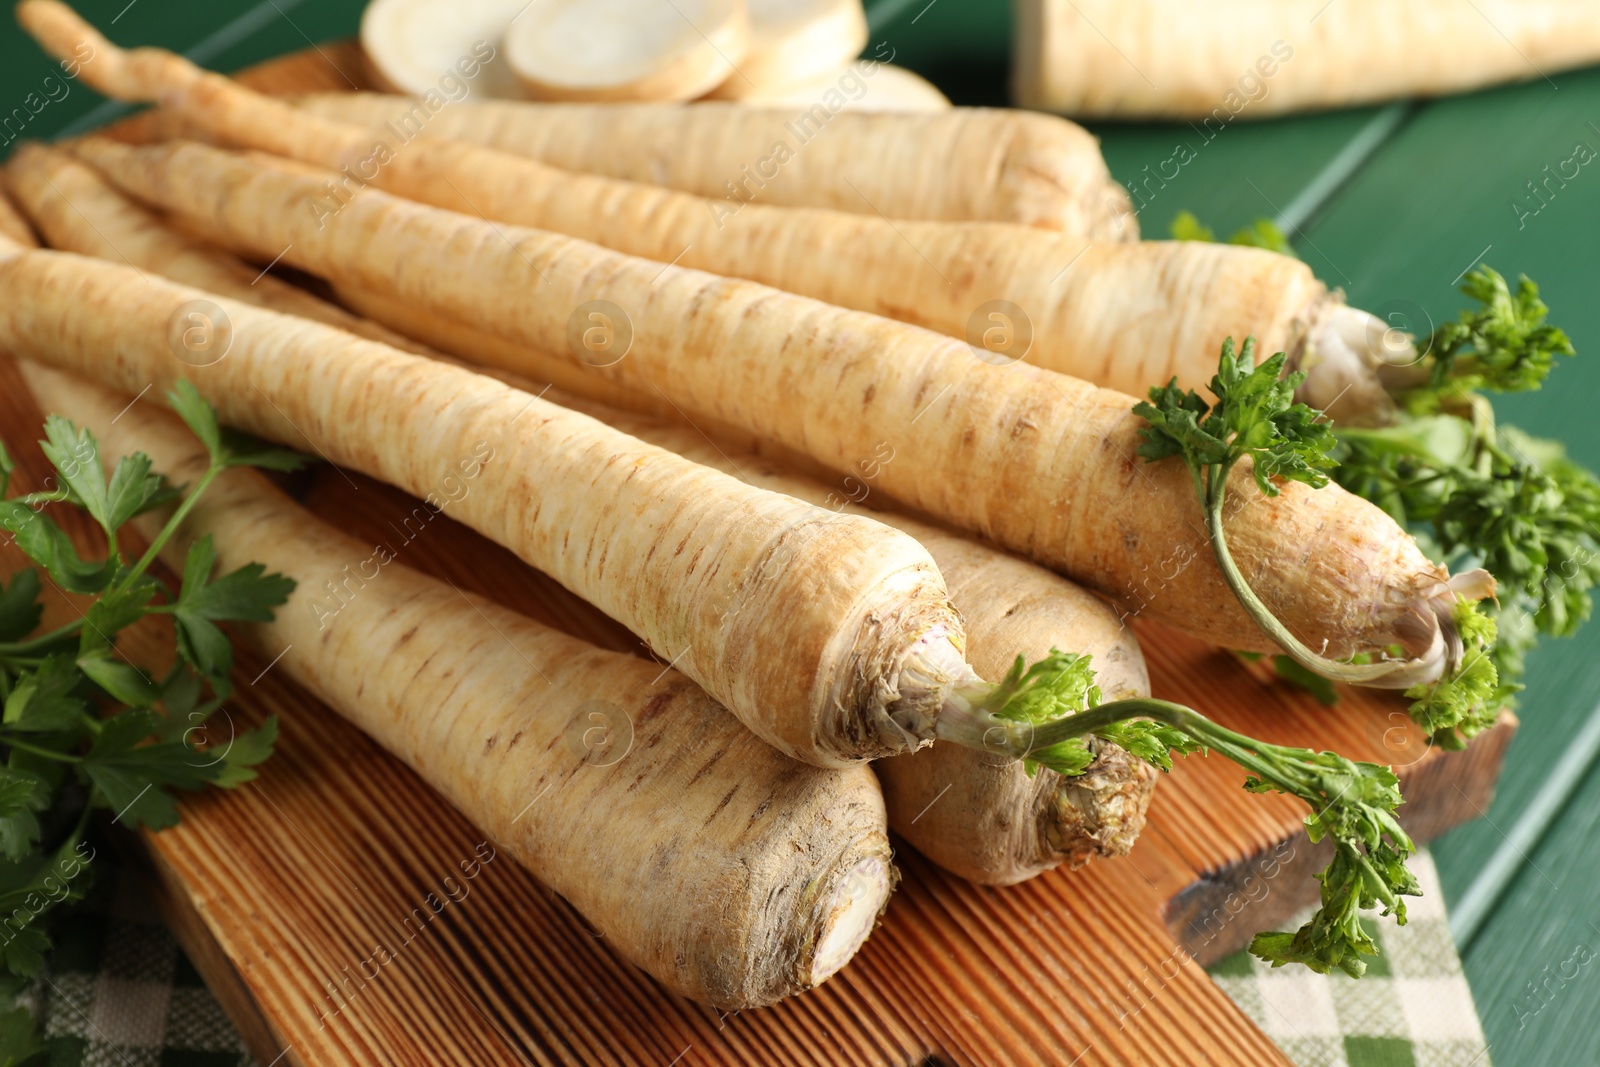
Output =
[{"x1": 15, "y1": 42, "x2": 1515, "y2": 1066}]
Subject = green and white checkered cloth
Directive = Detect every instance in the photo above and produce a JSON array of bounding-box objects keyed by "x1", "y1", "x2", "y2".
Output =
[
  {"x1": 1211, "y1": 848, "x2": 1492, "y2": 1067},
  {"x1": 13, "y1": 849, "x2": 1483, "y2": 1066},
  {"x1": 18, "y1": 868, "x2": 256, "y2": 1067}
]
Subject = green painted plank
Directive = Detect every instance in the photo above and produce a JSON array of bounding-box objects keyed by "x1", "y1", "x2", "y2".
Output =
[
  {"x1": 865, "y1": 0, "x2": 1011, "y2": 106},
  {"x1": 866, "y1": 0, "x2": 1408, "y2": 235},
  {"x1": 1092, "y1": 106, "x2": 1402, "y2": 244},
  {"x1": 1455, "y1": 754, "x2": 1600, "y2": 1066}
]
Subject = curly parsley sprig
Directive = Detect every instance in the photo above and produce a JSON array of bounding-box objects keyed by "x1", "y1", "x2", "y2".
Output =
[
  {"x1": 1405, "y1": 267, "x2": 1574, "y2": 405},
  {"x1": 0, "y1": 382, "x2": 302, "y2": 1004},
  {"x1": 933, "y1": 648, "x2": 1418, "y2": 977}
]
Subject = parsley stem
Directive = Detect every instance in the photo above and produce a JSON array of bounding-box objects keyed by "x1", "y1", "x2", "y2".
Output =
[
  {"x1": 945, "y1": 694, "x2": 1322, "y2": 800},
  {"x1": 120, "y1": 461, "x2": 222, "y2": 589},
  {"x1": 0, "y1": 619, "x2": 83, "y2": 655},
  {"x1": 1, "y1": 736, "x2": 82, "y2": 763},
  {"x1": 1201, "y1": 457, "x2": 1419, "y2": 687}
]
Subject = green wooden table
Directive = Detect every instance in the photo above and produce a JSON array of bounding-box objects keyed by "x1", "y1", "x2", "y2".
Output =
[{"x1": 5, "y1": 1, "x2": 1600, "y2": 1062}]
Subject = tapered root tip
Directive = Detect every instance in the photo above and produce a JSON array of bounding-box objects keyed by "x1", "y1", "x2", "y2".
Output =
[
  {"x1": 809, "y1": 855, "x2": 892, "y2": 985},
  {"x1": 17, "y1": 0, "x2": 194, "y2": 103},
  {"x1": 18, "y1": 1, "x2": 110, "y2": 70},
  {"x1": 1371, "y1": 568, "x2": 1496, "y2": 691}
]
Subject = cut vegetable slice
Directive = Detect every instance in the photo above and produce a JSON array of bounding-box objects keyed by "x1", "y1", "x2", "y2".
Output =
[
  {"x1": 505, "y1": 0, "x2": 749, "y2": 101},
  {"x1": 706, "y1": 0, "x2": 867, "y2": 98},
  {"x1": 360, "y1": 0, "x2": 525, "y2": 98}
]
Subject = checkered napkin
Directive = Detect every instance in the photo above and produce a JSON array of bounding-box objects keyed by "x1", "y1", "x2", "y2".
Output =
[
  {"x1": 1210, "y1": 848, "x2": 1492, "y2": 1067},
  {"x1": 18, "y1": 868, "x2": 255, "y2": 1067}
]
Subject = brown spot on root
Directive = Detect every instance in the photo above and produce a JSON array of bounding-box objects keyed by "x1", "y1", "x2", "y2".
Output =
[
  {"x1": 632, "y1": 691, "x2": 674, "y2": 727},
  {"x1": 688, "y1": 748, "x2": 727, "y2": 786},
  {"x1": 703, "y1": 785, "x2": 739, "y2": 826}
]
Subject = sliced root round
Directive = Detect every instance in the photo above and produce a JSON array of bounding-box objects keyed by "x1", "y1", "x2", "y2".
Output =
[
  {"x1": 505, "y1": 0, "x2": 749, "y2": 102},
  {"x1": 706, "y1": 0, "x2": 867, "y2": 99},
  {"x1": 360, "y1": 0, "x2": 528, "y2": 98}
]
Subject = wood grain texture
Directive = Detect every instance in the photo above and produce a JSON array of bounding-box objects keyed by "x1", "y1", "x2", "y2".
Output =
[{"x1": 0, "y1": 41, "x2": 1514, "y2": 1065}]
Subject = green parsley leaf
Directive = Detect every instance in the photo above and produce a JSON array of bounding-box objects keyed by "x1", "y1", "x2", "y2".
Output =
[
  {"x1": 77, "y1": 575, "x2": 161, "y2": 656},
  {"x1": 167, "y1": 381, "x2": 311, "y2": 473},
  {"x1": 104, "y1": 451, "x2": 178, "y2": 530},
  {"x1": 172, "y1": 536, "x2": 295, "y2": 680},
  {"x1": 0, "y1": 768, "x2": 43, "y2": 863},
  {"x1": 1419, "y1": 267, "x2": 1574, "y2": 400},
  {"x1": 3, "y1": 656, "x2": 85, "y2": 733},
  {"x1": 1406, "y1": 599, "x2": 1500, "y2": 745},
  {"x1": 37, "y1": 417, "x2": 107, "y2": 531},
  {"x1": 74, "y1": 650, "x2": 159, "y2": 709},
  {"x1": 210, "y1": 715, "x2": 277, "y2": 789},
  {"x1": 0, "y1": 504, "x2": 116, "y2": 595},
  {"x1": 1135, "y1": 337, "x2": 1335, "y2": 496},
  {"x1": 0, "y1": 571, "x2": 42, "y2": 645},
  {"x1": 166, "y1": 381, "x2": 224, "y2": 465}
]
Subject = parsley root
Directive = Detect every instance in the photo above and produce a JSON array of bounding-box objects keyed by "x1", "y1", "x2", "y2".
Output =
[
  {"x1": 1014, "y1": 0, "x2": 1600, "y2": 119},
  {"x1": 1136, "y1": 338, "x2": 1499, "y2": 743},
  {"x1": 16, "y1": 0, "x2": 1127, "y2": 237},
  {"x1": 18, "y1": 361, "x2": 894, "y2": 1009},
  {"x1": 295, "y1": 90, "x2": 1121, "y2": 232},
  {"x1": 0, "y1": 237, "x2": 988, "y2": 768},
  {"x1": 4, "y1": 142, "x2": 439, "y2": 359},
  {"x1": 2, "y1": 155, "x2": 1158, "y2": 886},
  {"x1": 4, "y1": 188, "x2": 1431, "y2": 975},
  {"x1": 68, "y1": 135, "x2": 1479, "y2": 681}
]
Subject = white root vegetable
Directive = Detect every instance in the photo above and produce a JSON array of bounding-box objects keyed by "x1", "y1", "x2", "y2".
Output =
[
  {"x1": 7, "y1": 153, "x2": 1154, "y2": 885},
  {"x1": 63, "y1": 134, "x2": 1470, "y2": 683},
  {"x1": 5, "y1": 142, "x2": 439, "y2": 357},
  {"x1": 0, "y1": 236, "x2": 980, "y2": 769},
  {"x1": 290, "y1": 92, "x2": 1126, "y2": 234},
  {"x1": 726, "y1": 61, "x2": 950, "y2": 111},
  {"x1": 21, "y1": 360, "x2": 893, "y2": 1009},
  {"x1": 504, "y1": 0, "x2": 748, "y2": 102},
  {"x1": 1013, "y1": 0, "x2": 1600, "y2": 120},
  {"x1": 285, "y1": 98, "x2": 1399, "y2": 422},
  {"x1": 562, "y1": 397, "x2": 1159, "y2": 885}
]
